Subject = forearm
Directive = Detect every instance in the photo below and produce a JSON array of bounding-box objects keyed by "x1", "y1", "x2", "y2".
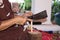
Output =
[
  {"x1": 0, "y1": 18, "x2": 16, "y2": 31},
  {"x1": 0, "y1": 15, "x2": 32, "y2": 31}
]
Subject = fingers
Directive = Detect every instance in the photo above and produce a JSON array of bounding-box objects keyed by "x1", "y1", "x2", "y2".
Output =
[
  {"x1": 14, "y1": 15, "x2": 33, "y2": 25},
  {"x1": 27, "y1": 18, "x2": 33, "y2": 22},
  {"x1": 15, "y1": 16, "x2": 27, "y2": 25}
]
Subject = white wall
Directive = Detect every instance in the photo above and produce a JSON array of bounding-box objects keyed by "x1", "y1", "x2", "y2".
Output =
[
  {"x1": 32, "y1": 0, "x2": 52, "y2": 24},
  {"x1": 9, "y1": 0, "x2": 24, "y2": 3}
]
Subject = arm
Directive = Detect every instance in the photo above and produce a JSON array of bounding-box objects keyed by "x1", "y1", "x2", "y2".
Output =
[
  {"x1": 0, "y1": 18, "x2": 17, "y2": 31},
  {"x1": 0, "y1": 16, "x2": 27, "y2": 31}
]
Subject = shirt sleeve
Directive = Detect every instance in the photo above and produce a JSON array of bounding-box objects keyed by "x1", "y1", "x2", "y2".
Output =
[
  {"x1": 0, "y1": 21, "x2": 1, "y2": 25},
  {"x1": 0, "y1": 17, "x2": 1, "y2": 25}
]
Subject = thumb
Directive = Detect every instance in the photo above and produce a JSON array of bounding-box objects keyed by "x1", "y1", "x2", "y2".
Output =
[{"x1": 27, "y1": 19, "x2": 33, "y2": 22}]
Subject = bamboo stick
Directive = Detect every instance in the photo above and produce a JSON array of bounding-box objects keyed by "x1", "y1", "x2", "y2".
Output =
[{"x1": 31, "y1": 21, "x2": 33, "y2": 32}]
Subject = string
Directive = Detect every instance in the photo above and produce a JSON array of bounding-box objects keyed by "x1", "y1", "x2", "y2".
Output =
[{"x1": 31, "y1": 21, "x2": 33, "y2": 32}]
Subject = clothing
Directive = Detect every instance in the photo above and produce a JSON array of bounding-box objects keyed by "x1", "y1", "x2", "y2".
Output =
[
  {"x1": 0, "y1": 0, "x2": 29, "y2": 40},
  {"x1": 55, "y1": 12, "x2": 60, "y2": 18},
  {"x1": 54, "y1": 12, "x2": 60, "y2": 25},
  {"x1": 0, "y1": 0, "x2": 14, "y2": 21}
]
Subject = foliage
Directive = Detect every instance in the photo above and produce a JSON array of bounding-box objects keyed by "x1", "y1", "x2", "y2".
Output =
[
  {"x1": 24, "y1": 0, "x2": 31, "y2": 10},
  {"x1": 51, "y1": 0, "x2": 60, "y2": 21}
]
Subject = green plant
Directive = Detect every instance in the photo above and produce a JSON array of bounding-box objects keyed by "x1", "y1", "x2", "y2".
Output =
[
  {"x1": 24, "y1": 0, "x2": 31, "y2": 10},
  {"x1": 51, "y1": 0, "x2": 60, "y2": 21}
]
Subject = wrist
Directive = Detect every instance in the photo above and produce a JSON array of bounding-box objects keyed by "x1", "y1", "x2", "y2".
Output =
[{"x1": 12, "y1": 18, "x2": 18, "y2": 24}]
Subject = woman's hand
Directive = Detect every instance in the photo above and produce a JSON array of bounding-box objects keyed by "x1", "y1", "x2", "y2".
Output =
[
  {"x1": 22, "y1": 11, "x2": 32, "y2": 18},
  {"x1": 27, "y1": 18, "x2": 33, "y2": 22},
  {"x1": 14, "y1": 16, "x2": 26, "y2": 25},
  {"x1": 12, "y1": 7, "x2": 19, "y2": 12},
  {"x1": 14, "y1": 16, "x2": 32, "y2": 25},
  {"x1": 12, "y1": 3, "x2": 20, "y2": 12}
]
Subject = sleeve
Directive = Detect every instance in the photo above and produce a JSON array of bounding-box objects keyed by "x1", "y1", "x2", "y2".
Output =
[
  {"x1": 4, "y1": 0, "x2": 12, "y2": 11},
  {"x1": 0, "y1": 21, "x2": 1, "y2": 25},
  {"x1": 3, "y1": 0, "x2": 14, "y2": 18},
  {"x1": 0, "y1": 16, "x2": 1, "y2": 25}
]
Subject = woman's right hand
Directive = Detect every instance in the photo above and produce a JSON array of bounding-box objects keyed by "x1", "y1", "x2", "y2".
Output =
[
  {"x1": 14, "y1": 16, "x2": 27, "y2": 25},
  {"x1": 14, "y1": 16, "x2": 33, "y2": 25}
]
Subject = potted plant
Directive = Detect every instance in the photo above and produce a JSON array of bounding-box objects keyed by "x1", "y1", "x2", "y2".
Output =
[
  {"x1": 51, "y1": 0, "x2": 60, "y2": 25},
  {"x1": 25, "y1": 0, "x2": 31, "y2": 11}
]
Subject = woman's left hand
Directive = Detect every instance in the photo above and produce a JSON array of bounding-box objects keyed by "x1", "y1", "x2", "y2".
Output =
[{"x1": 12, "y1": 3, "x2": 20, "y2": 12}]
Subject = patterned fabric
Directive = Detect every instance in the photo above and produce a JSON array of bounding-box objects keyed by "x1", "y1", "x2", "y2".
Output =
[{"x1": 42, "y1": 32, "x2": 53, "y2": 40}]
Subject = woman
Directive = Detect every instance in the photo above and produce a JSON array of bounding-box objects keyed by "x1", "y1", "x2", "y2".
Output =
[{"x1": 0, "y1": 0, "x2": 32, "y2": 40}]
